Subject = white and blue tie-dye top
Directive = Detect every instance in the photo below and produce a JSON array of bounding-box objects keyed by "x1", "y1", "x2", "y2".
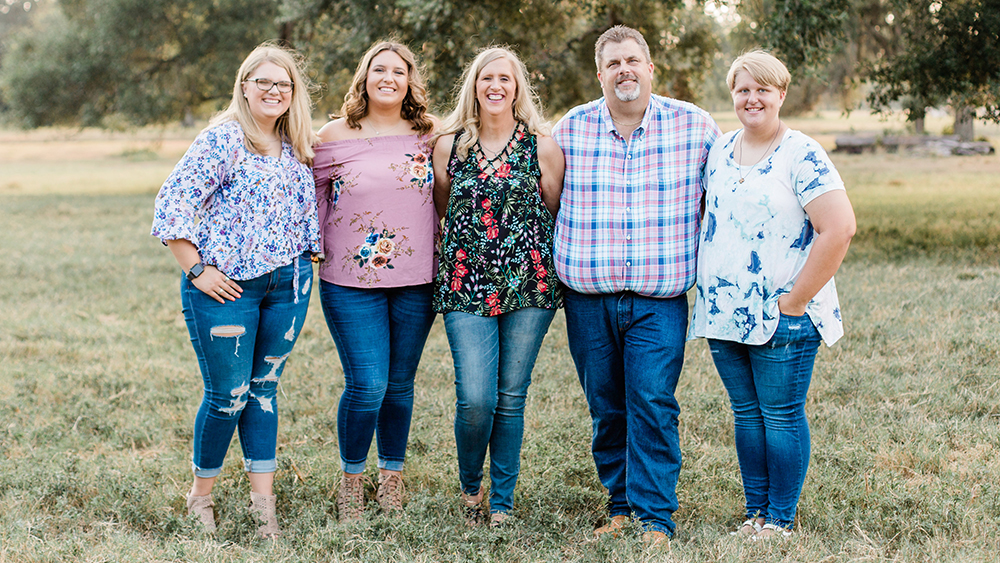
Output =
[
  {"x1": 690, "y1": 129, "x2": 845, "y2": 346},
  {"x1": 151, "y1": 120, "x2": 320, "y2": 281}
]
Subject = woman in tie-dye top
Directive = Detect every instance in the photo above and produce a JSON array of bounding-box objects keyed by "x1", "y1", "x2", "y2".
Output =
[{"x1": 690, "y1": 51, "x2": 856, "y2": 539}]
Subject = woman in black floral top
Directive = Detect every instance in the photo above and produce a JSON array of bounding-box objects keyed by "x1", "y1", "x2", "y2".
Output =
[{"x1": 432, "y1": 46, "x2": 564, "y2": 527}]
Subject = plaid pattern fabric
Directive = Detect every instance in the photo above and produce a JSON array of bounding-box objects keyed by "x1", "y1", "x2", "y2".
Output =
[{"x1": 553, "y1": 95, "x2": 720, "y2": 297}]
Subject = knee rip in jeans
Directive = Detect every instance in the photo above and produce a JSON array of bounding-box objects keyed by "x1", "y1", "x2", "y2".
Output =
[
  {"x1": 220, "y1": 383, "x2": 250, "y2": 415},
  {"x1": 254, "y1": 353, "x2": 290, "y2": 384},
  {"x1": 210, "y1": 325, "x2": 247, "y2": 356},
  {"x1": 284, "y1": 317, "x2": 297, "y2": 342}
]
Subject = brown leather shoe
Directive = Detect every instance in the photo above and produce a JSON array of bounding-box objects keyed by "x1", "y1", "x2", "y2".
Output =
[
  {"x1": 642, "y1": 530, "x2": 670, "y2": 550},
  {"x1": 376, "y1": 473, "x2": 405, "y2": 513},
  {"x1": 594, "y1": 514, "x2": 630, "y2": 537},
  {"x1": 248, "y1": 491, "x2": 281, "y2": 539},
  {"x1": 185, "y1": 493, "x2": 216, "y2": 533},
  {"x1": 336, "y1": 474, "x2": 371, "y2": 523}
]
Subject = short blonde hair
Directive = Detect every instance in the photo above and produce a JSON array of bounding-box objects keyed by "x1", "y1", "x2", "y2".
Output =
[
  {"x1": 211, "y1": 42, "x2": 317, "y2": 165},
  {"x1": 437, "y1": 46, "x2": 550, "y2": 161},
  {"x1": 338, "y1": 40, "x2": 433, "y2": 136},
  {"x1": 726, "y1": 50, "x2": 791, "y2": 93}
]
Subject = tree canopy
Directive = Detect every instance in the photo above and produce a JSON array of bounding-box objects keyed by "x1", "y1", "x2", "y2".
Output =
[
  {"x1": 0, "y1": 0, "x2": 996, "y2": 130},
  {"x1": 0, "y1": 0, "x2": 722, "y2": 127},
  {"x1": 743, "y1": 0, "x2": 1000, "y2": 137}
]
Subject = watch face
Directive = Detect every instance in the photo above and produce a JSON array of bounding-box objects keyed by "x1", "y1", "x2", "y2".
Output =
[{"x1": 187, "y1": 263, "x2": 205, "y2": 280}]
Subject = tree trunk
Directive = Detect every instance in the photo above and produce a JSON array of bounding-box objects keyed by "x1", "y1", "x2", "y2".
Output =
[{"x1": 954, "y1": 106, "x2": 975, "y2": 141}]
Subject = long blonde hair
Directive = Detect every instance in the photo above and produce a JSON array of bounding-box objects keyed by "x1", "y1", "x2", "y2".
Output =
[
  {"x1": 437, "y1": 46, "x2": 550, "y2": 160},
  {"x1": 210, "y1": 42, "x2": 317, "y2": 165},
  {"x1": 337, "y1": 40, "x2": 433, "y2": 135}
]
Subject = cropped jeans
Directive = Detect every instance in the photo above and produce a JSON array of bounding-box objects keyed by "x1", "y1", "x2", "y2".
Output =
[
  {"x1": 563, "y1": 289, "x2": 688, "y2": 536},
  {"x1": 708, "y1": 313, "x2": 822, "y2": 530},
  {"x1": 319, "y1": 281, "x2": 436, "y2": 474},
  {"x1": 444, "y1": 307, "x2": 556, "y2": 514},
  {"x1": 182, "y1": 254, "x2": 313, "y2": 478}
]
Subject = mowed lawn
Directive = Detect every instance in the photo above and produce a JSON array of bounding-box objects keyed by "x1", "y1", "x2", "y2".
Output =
[{"x1": 1, "y1": 114, "x2": 999, "y2": 562}]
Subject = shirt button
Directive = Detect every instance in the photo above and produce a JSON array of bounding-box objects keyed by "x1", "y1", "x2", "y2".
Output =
[
  {"x1": 626, "y1": 261, "x2": 632, "y2": 267},
  {"x1": 626, "y1": 234, "x2": 632, "y2": 240}
]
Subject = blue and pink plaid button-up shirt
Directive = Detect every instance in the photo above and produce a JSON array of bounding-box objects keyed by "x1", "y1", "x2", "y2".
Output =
[{"x1": 553, "y1": 94, "x2": 720, "y2": 298}]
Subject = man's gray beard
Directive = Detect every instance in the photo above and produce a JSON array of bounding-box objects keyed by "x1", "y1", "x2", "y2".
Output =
[{"x1": 614, "y1": 84, "x2": 640, "y2": 102}]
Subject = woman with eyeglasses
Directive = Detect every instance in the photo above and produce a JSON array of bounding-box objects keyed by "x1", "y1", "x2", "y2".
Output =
[
  {"x1": 312, "y1": 40, "x2": 438, "y2": 521},
  {"x1": 151, "y1": 42, "x2": 319, "y2": 538}
]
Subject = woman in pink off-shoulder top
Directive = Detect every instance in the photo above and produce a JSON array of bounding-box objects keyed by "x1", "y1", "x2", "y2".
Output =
[{"x1": 313, "y1": 40, "x2": 438, "y2": 522}]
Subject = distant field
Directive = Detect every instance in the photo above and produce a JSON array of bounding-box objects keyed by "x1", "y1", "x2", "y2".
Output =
[{"x1": 1, "y1": 114, "x2": 999, "y2": 562}]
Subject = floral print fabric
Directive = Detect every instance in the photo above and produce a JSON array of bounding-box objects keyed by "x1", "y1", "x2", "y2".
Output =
[
  {"x1": 151, "y1": 120, "x2": 320, "y2": 280},
  {"x1": 690, "y1": 129, "x2": 846, "y2": 346},
  {"x1": 313, "y1": 134, "x2": 437, "y2": 288},
  {"x1": 433, "y1": 124, "x2": 563, "y2": 316}
]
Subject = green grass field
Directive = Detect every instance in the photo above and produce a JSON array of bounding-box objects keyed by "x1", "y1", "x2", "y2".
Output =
[{"x1": 1, "y1": 114, "x2": 999, "y2": 562}]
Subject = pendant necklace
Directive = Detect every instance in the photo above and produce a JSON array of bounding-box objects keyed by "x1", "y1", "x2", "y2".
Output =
[
  {"x1": 366, "y1": 116, "x2": 404, "y2": 136},
  {"x1": 737, "y1": 125, "x2": 781, "y2": 184}
]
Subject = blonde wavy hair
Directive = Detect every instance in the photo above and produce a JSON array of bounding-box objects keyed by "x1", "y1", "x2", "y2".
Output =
[
  {"x1": 437, "y1": 46, "x2": 550, "y2": 161},
  {"x1": 337, "y1": 40, "x2": 433, "y2": 135},
  {"x1": 210, "y1": 42, "x2": 317, "y2": 165}
]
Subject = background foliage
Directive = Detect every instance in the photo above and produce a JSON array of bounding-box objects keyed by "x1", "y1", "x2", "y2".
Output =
[{"x1": 1, "y1": 1, "x2": 997, "y2": 129}]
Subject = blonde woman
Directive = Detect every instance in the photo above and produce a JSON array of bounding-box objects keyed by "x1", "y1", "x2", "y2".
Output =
[
  {"x1": 690, "y1": 50, "x2": 855, "y2": 539},
  {"x1": 313, "y1": 40, "x2": 438, "y2": 521},
  {"x1": 432, "y1": 46, "x2": 564, "y2": 527},
  {"x1": 151, "y1": 42, "x2": 319, "y2": 538}
]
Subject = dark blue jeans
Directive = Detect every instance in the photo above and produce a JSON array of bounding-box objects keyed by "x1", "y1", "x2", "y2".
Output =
[
  {"x1": 319, "y1": 281, "x2": 436, "y2": 473},
  {"x1": 182, "y1": 254, "x2": 312, "y2": 478},
  {"x1": 708, "y1": 313, "x2": 822, "y2": 530},
  {"x1": 564, "y1": 289, "x2": 687, "y2": 536},
  {"x1": 444, "y1": 307, "x2": 556, "y2": 514}
]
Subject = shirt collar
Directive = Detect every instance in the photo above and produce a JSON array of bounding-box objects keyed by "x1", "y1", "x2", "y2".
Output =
[{"x1": 600, "y1": 97, "x2": 653, "y2": 137}]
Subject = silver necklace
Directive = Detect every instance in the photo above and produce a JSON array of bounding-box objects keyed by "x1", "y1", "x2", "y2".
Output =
[
  {"x1": 610, "y1": 113, "x2": 643, "y2": 127},
  {"x1": 479, "y1": 122, "x2": 518, "y2": 159},
  {"x1": 365, "y1": 116, "x2": 404, "y2": 136},
  {"x1": 737, "y1": 125, "x2": 781, "y2": 184}
]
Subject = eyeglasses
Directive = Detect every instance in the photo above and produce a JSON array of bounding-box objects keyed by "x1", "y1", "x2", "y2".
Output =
[{"x1": 243, "y1": 78, "x2": 294, "y2": 93}]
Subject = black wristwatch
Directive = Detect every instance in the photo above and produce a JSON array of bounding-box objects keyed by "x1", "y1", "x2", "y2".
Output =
[{"x1": 186, "y1": 262, "x2": 206, "y2": 280}]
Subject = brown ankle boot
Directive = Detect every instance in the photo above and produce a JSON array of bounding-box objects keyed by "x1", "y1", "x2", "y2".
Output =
[
  {"x1": 248, "y1": 491, "x2": 281, "y2": 539},
  {"x1": 376, "y1": 473, "x2": 405, "y2": 513},
  {"x1": 185, "y1": 493, "x2": 216, "y2": 533}
]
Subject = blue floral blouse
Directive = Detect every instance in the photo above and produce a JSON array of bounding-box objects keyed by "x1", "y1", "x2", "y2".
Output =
[
  {"x1": 433, "y1": 123, "x2": 563, "y2": 316},
  {"x1": 151, "y1": 120, "x2": 320, "y2": 281},
  {"x1": 690, "y1": 129, "x2": 846, "y2": 345}
]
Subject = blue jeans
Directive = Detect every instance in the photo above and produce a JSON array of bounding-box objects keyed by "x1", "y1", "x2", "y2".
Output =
[
  {"x1": 708, "y1": 313, "x2": 822, "y2": 530},
  {"x1": 444, "y1": 307, "x2": 556, "y2": 514},
  {"x1": 563, "y1": 290, "x2": 687, "y2": 536},
  {"x1": 182, "y1": 254, "x2": 312, "y2": 478},
  {"x1": 319, "y1": 281, "x2": 436, "y2": 473}
]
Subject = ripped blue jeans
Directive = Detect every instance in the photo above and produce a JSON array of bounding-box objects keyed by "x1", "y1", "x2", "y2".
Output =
[{"x1": 181, "y1": 254, "x2": 312, "y2": 478}]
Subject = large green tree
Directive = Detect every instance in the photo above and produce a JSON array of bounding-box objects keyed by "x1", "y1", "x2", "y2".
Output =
[
  {"x1": 280, "y1": 0, "x2": 720, "y2": 116},
  {"x1": 1, "y1": 0, "x2": 721, "y2": 127},
  {"x1": 866, "y1": 0, "x2": 1000, "y2": 140},
  {"x1": 1, "y1": 0, "x2": 280, "y2": 127},
  {"x1": 740, "y1": 0, "x2": 1000, "y2": 138}
]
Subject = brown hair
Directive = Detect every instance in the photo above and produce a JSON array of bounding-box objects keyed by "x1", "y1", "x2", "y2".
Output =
[
  {"x1": 338, "y1": 40, "x2": 433, "y2": 135},
  {"x1": 594, "y1": 25, "x2": 651, "y2": 70}
]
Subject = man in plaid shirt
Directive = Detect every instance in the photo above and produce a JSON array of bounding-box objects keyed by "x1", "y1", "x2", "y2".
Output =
[{"x1": 552, "y1": 25, "x2": 719, "y2": 544}]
